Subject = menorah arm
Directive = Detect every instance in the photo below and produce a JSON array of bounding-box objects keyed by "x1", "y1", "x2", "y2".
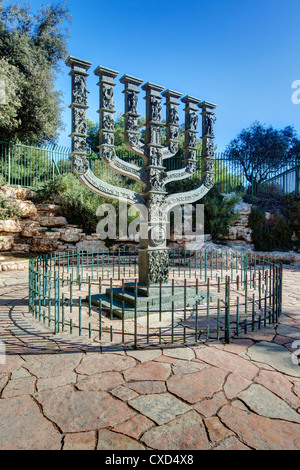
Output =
[
  {"x1": 165, "y1": 175, "x2": 213, "y2": 211},
  {"x1": 73, "y1": 155, "x2": 145, "y2": 206},
  {"x1": 164, "y1": 162, "x2": 198, "y2": 185},
  {"x1": 101, "y1": 148, "x2": 147, "y2": 187}
]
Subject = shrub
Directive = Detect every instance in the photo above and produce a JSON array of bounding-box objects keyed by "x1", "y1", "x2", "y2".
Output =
[
  {"x1": 247, "y1": 185, "x2": 300, "y2": 251},
  {"x1": 0, "y1": 194, "x2": 22, "y2": 220},
  {"x1": 199, "y1": 187, "x2": 241, "y2": 240}
]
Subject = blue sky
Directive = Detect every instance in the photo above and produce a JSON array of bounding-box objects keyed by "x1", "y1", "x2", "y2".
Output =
[{"x1": 23, "y1": 0, "x2": 300, "y2": 152}]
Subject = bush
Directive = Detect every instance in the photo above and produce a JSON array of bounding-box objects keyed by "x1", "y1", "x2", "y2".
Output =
[
  {"x1": 0, "y1": 194, "x2": 22, "y2": 220},
  {"x1": 247, "y1": 185, "x2": 300, "y2": 251},
  {"x1": 34, "y1": 173, "x2": 140, "y2": 238},
  {"x1": 197, "y1": 186, "x2": 241, "y2": 240}
]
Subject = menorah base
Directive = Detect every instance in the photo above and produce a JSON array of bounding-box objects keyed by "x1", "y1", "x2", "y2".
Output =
[
  {"x1": 89, "y1": 282, "x2": 217, "y2": 320},
  {"x1": 138, "y1": 247, "x2": 169, "y2": 286}
]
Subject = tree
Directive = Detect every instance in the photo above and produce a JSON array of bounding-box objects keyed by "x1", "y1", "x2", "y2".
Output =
[
  {"x1": 0, "y1": 0, "x2": 72, "y2": 143},
  {"x1": 225, "y1": 121, "x2": 300, "y2": 189}
]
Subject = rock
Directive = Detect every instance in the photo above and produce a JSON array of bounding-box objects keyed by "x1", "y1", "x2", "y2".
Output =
[
  {"x1": 76, "y1": 239, "x2": 107, "y2": 252},
  {"x1": 59, "y1": 231, "x2": 81, "y2": 243},
  {"x1": 238, "y1": 384, "x2": 300, "y2": 423},
  {"x1": 141, "y1": 410, "x2": 210, "y2": 450},
  {"x1": 0, "y1": 395, "x2": 62, "y2": 449},
  {"x1": 244, "y1": 341, "x2": 300, "y2": 377},
  {"x1": 16, "y1": 200, "x2": 37, "y2": 218},
  {"x1": 167, "y1": 367, "x2": 227, "y2": 404},
  {"x1": 0, "y1": 235, "x2": 14, "y2": 251},
  {"x1": 123, "y1": 361, "x2": 171, "y2": 382},
  {"x1": 34, "y1": 385, "x2": 135, "y2": 433},
  {"x1": 21, "y1": 222, "x2": 43, "y2": 238},
  {"x1": 218, "y1": 403, "x2": 300, "y2": 450},
  {"x1": 35, "y1": 204, "x2": 61, "y2": 216},
  {"x1": 12, "y1": 243, "x2": 30, "y2": 253},
  {"x1": 97, "y1": 430, "x2": 145, "y2": 450},
  {"x1": 129, "y1": 393, "x2": 190, "y2": 425},
  {"x1": 31, "y1": 237, "x2": 60, "y2": 252},
  {"x1": 36, "y1": 216, "x2": 68, "y2": 227},
  {"x1": 0, "y1": 219, "x2": 22, "y2": 233}
]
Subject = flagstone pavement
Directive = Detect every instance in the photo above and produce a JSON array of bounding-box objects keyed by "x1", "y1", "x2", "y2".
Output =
[{"x1": 0, "y1": 263, "x2": 299, "y2": 450}]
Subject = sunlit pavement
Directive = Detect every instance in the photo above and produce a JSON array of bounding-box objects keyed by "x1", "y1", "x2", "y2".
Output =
[{"x1": 0, "y1": 264, "x2": 299, "y2": 450}]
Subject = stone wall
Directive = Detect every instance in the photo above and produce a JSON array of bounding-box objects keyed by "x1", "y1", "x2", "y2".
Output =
[{"x1": 0, "y1": 185, "x2": 106, "y2": 254}]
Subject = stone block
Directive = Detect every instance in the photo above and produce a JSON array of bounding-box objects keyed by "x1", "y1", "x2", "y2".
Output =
[
  {"x1": 16, "y1": 200, "x2": 37, "y2": 218},
  {"x1": 0, "y1": 219, "x2": 22, "y2": 233},
  {"x1": 0, "y1": 235, "x2": 14, "y2": 251}
]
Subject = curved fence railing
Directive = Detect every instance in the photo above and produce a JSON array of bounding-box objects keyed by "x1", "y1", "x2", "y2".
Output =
[{"x1": 28, "y1": 247, "x2": 283, "y2": 348}]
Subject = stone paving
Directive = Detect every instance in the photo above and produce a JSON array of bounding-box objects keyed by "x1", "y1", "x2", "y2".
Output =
[{"x1": 0, "y1": 265, "x2": 299, "y2": 450}]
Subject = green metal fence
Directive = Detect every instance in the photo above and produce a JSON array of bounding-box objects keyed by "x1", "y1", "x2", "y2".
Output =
[
  {"x1": 1, "y1": 140, "x2": 299, "y2": 194},
  {"x1": 28, "y1": 247, "x2": 283, "y2": 348}
]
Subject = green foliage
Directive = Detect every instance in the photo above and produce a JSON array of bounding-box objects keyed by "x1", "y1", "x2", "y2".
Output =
[
  {"x1": 226, "y1": 121, "x2": 300, "y2": 186},
  {"x1": 199, "y1": 186, "x2": 241, "y2": 240},
  {"x1": 34, "y1": 172, "x2": 140, "y2": 236},
  {"x1": 247, "y1": 184, "x2": 300, "y2": 251},
  {"x1": 0, "y1": 193, "x2": 21, "y2": 219},
  {"x1": 0, "y1": 1, "x2": 71, "y2": 143}
]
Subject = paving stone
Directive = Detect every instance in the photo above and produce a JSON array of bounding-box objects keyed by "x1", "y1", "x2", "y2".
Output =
[
  {"x1": 244, "y1": 341, "x2": 300, "y2": 377},
  {"x1": 141, "y1": 410, "x2": 210, "y2": 450},
  {"x1": 237, "y1": 384, "x2": 300, "y2": 423},
  {"x1": 127, "y1": 381, "x2": 166, "y2": 395},
  {"x1": 195, "y1": 346, "x2": 259, "y2": 380},
  {"x1": 172, "y1": 359, "x2": 209, "y2": 375},
  {"x1": 129, "y1": 393, "x2": 190, "y2": 425},
  {"x1": 218, "y1": 403, "x2": 300, "y2": 450},
  {"x1": 97, "y1": 430, "x2": 145, "y2": 450},
  {"x1": 223, "y1": 339, "x2": 254, "y2": 354},
  {"x1": 276, "y1": 324, "x2": 300, "y2": 340},
  {"x1": 37, "y1": 371, "x2": 77, "y2": 391},
  {"x1": 255, "y1": 369, "x2": 300, "y2": 409},
  {"x1": 126, "y1": 349, "x2": 162, "y2": 363},
  {"x1": 123, "y1": 361, "x2": 171, "y2": 382},
  {"x1": 34, "y1": 385, "x2": 135, "y2": 433},
  {"x1": 0, "y1": 355, "x2": 26, "y2": 374},
  {"x1": 11, "y1": 367, "x2": 32, "y2": 379},
  {"x1": 76, "y1": 372, "x2": 124, "y2": 391},
  {"x1": 223, "y1": 373, "x2": 252, "y2": 400},
  {"x1": 153, "y1": 355, "x2": 177, "y2": 364},
  {"x1": 214, "y1": 436, "x2": 250, "y2": 450},
  {"x1": 75, "y1": 353, "x2": 137, "y2": 375},
  {"x1": 0, "y1": 395, "x2": 62, "y2": 449},
  {"x1": 110, "y1": 385, "x2": 139, "y2": 402},
  {"x1": 112, "y1": 413, "x2": 154, "y2": 439},
  {"x1": 204, "y1": 416, "x2": 234, "y2": 442},
  {"x1": 63, "y1": 431, "x2": 96, "y2": 450},
  {"x1": 194, "y1": 391, "x2": 228, "y2": 418},
  {"x1": 2, "y1": 376, "x2": 36, "y2": 398},
  {"x1": 23, "y1": 353, "x2": 82, "y2": 379},
  {"x1": 0, "y1": 374, "x2": 8, "y2": 392},
  {"x1": 163, "y1": 347, "x2": 195, "y2": 361},
  {"x1": 167, "y1": 367, "x2": 227, "y2": 404}
]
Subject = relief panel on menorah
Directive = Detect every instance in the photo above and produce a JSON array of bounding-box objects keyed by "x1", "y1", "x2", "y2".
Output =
[
  {"x1": 126, "y1": 91, "x2": 138, "y2": 115},
  {"x1": 126, "y1": 115, "x2": 138, "y2": 132},
  {"x1": 168, "y1": 105, "x2": 179, "y2": 125},
  {"x1": 73, "y1": 107, "x2": 87, "y2": 135},
  {"x1": 205, "y1": 113, "x2": 216, "y2": 137},
  {"x1": 73, "y1": 135, "x2": 88, "y2": 153},
  {"x1": 101, "y1": 84, "x2": 115, "y2": 110},
  {"x1": 149, "y1": 148, "x2": 162, "y2": 167},
  {"x1": 101, "y1": 113, "x2": 115, "y2": 131},
  {"x1": 188, "y1": 111, "x2": 199, "y2": 131},
  {"x1": 72, "y1": 75, "x2": 88, "y2": 107},
  {"x1": 150, "y1": 96, "x2": 162, "y2": 122}
]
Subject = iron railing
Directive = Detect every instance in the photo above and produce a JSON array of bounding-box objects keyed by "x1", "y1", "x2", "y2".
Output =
[
  {"x1": 29, "y1": 247, "x2": 283, "y2": 348},
  {"x1": 0, "y1": 140, "x2": 299, "y2": 194}
]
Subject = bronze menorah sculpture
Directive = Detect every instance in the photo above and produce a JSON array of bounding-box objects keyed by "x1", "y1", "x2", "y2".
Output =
[{"x1": 66, "y1": 56, "x2": 216, "y2": 289}]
